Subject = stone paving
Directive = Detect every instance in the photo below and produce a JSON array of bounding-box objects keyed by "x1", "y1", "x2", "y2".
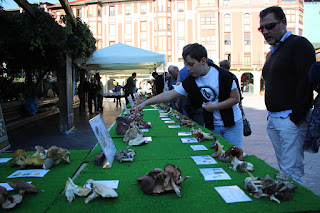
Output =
[{"x1": 241, "y1": 93, "x2": 320, "y2": 196}]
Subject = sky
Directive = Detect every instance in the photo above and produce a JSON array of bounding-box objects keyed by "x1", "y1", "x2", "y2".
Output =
[{"x1": 1, "y1": 0, "x2": 61, "y2": 10}]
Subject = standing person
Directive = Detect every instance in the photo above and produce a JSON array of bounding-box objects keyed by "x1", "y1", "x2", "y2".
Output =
[
  {"x1": 136, "y1": 43, "x2": 243, "y2": 147},
  {"x1": 260, "y1": 6, "x2": 315, "y2": 183},
  {"x1": 124, "y1": 72, "x2": 137, "y2": 105},
  {"x1": 151, "y1": 72, "x2": 164, "y2": 95},
  {"x1": 88, "y1": 76, "x2": 98, "y2": 114},
  {"x1": 113, "y1": 82, "x2": 123, "y2": 107},
  {"x1": 168, "y1": 65, "x2": 179, "y2": 109},
  {"x1": 96, "y1": 73, "x2": 104, "y2": 112}
]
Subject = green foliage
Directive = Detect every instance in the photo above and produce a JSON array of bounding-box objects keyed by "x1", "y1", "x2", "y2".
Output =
[{"x1": 0, "y1": 77, "x2": 26, "y2": 102}]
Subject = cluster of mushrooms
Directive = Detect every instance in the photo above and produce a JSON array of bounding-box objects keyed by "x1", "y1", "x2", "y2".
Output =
[
  {"x1": 65, "y1": 178, "x2": 118, "y2": 203},
  {"x1": 0, "y1": 180, "x2": 39, "y2": 209},
  {"x1": 137, "y1": 163, "x2": 189, "y2": 197},
  {"x1": 11, "y1": 145, "x2": 71, "y2": 170}
]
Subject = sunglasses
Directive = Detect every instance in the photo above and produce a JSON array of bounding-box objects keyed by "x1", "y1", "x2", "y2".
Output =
[{"x1": 258, "y1": 20, "x2": 281, "y2": 33}]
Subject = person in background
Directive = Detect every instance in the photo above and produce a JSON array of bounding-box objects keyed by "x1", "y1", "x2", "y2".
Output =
[
  {"x1": 260, "y1": 6, "x2": 315, "y2": 183},
  {"x1": 96, "y1": 73, "x2": 104, "y2": 112},
  {"x1": 152, "y1": 72, "x2": 164, "y2": 95},
  {"x1": 113, "y1": 82, "x2": 123, "y2": 107},
  {"x1": 168, "y1": 65, "x2": 179, "y2": 110},
  {"x1": 88, "y1": 76, "x2": 98, "y2": 114},
  {"x1": 136, "y1": 43, "x2": 243, "y2": 148},
  {"x1": 124, "y1": 72, "x2": 137, "y2": 105}
]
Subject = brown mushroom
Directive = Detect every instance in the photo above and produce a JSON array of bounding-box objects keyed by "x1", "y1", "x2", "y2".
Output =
[
  {"x1": 224, "y1": 146, "x2": 244, "y2": 160},
  {"x1": 2, "y1": 194, "x2": 23, "y2": 210},
  {"x1": 0, "y1": 186, "x2": 8, "y2": 205},
  {"x1": 7, "y1": 180, "x2": 39, "y2": 195}
]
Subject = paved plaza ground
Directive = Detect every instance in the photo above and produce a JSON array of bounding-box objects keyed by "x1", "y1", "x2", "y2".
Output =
[{"x1": 5, "y1": 93, "x2": 320, "y2": 196}]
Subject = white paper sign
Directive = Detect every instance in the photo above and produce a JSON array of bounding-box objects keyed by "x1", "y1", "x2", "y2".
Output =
[
  {"x1": 181, "y1": 137, "x2": 198, "y2": 143},
  {"x1": 164, "y1": 120, "x2": 175, "y2": 123},
  {"x1": 190, "y1": 145, "x2": 208, "y2": 151},
  {"x1": 161, "y1": 118, "x2": 171, "y2": 121},
  {"x1": 89, "y1": 114, "x2": 117, "y2": 168},
  {"x1": 143, "y1": 136, "x2": 152, "y2": 142},
  {"x1": 0, "y1": 158, "x2": 11, "y2": 163},
  {"x1": 215, "y1": 185, "x2": 252, "y2": 203},
  {"x1": 7, "y1": 169, "x2": 50, "y2": 178},
  {"x1": 199, "y1": 168, "x2": 231, "y2": 181},
  {"x1": 158, "y1": 110, "x2": 165, "y2": 113},
  {"x1": 84, "y1": 180, "x2": 119, "y2": 189},
  {"x1": 191, "y1": 155, "x2": 217, "y2": 165},
  {"x1": 168, "y1": 125, "x2": 181, "y2": 128},
  {"x1": 178, "y1": 132, "x2": 192, "y2": 136},
  {"x1": 159, "y1": 114, "x2": 168, "y2": 118},
  {"x1": 140, "y1": 129, "x2": 149, "y2": 132}
]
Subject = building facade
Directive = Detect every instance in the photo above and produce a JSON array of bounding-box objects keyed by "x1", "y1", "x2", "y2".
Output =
[{"x1": 11, "y1": 0, "x2": 305, "y2": 94}]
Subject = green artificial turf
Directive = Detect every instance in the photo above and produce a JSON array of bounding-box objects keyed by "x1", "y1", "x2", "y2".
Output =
[{"x1": 0, "y1": 150, "x2": 90, "y2": 213}]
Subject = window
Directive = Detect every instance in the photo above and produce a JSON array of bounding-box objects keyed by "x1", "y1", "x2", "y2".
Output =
[
  {"x1": 178, "y1": 19, "x2": 185, "y2": 35},
  {"x1": 178, "y1": 2, "x2": 184, "y2": 12},
  {"x1": 224, "y1": 54, "x2": 231, "y2": 61},
  {"x1": 243, "y1": 0, "x2": 250, "y2": 6},
  {"x1": 76, "y1": 8, "x2": 82, "y2": 17},
  {"x1": 125, "y1": 23, "x2": 132, "y2": 35},
  {"x1": 158, "y1": 17, "x2": 166, "y2": 31},
  {"x1": 140, "y1": 4, "x2": 147, "y2": 14},
  {"x1": 224, "y1": 33, "x2": 231, "y2": 44},
  {"x1": 200, "y1": 11, "x2": 215, "y2": 25},
  {"x1": 109, "y1": 24, "x2": 116, "y2": 36},
  {"x1": 88, "y1": 5, "x2": 96, "y2": 17},
  {"x1": 178, "y1": 39, "x2": 185, "y2": 52},
  {"x1": 224, "y1": 14, "x2": 231, "y2": 25},
  {"x1": 168, "y1": 18, "x2": 171, "y2": 30},
  {"x1": 109, "y1": 41, "x2": 116, "y2": 46},
  {"x1": 200, "y1": 29, "x2": 215, "y2": 45},
  {"x1": 89, "y1": 22, "x2": 97, "y2": 34},
  {"x1": 168, "y1": 56, "x2": 172, "y2": 62},
  {"x1": 158, "y1": 0, "x2": 166, "y2": 12},
  {"x1": 299, "y1": 10, "x2": 303, "y2": 24},
  {"x1": 244, "y1": 32, "x2": 251, "y2": 45},
  {"x1": 200, "y1": 0, "x2": 215, "y2": 6},
  {"x1": 141, "y1": 21, "x2": 147, "y2": 32},
  {"x1": 299, "y1": 28, "x2": 303, "y2": 36},
  {"x1": 244, "y1": 54, "x2": 251, "y2": 66},
  {"x1": 98, "y1": 6, "x2": 101, "y2": 16},
  {"x1": 125, "y1": 41, "x2": 132, "y2": 46},
  {"x1": 141, "y1": 40, "x2": 147, "y2": 49},
  {"x1": 223, "y1": 0, "x2": 230, "y2": 6},
  {"x1": 109, "y1": 6, "x2": 115, "y2": 16},
  {"x1": 285, "y1": 9, "x2": 296, "y2": 23},
  {"x1": 125, "y1": 5, "x2": 131, "y2": 15},
  {"x1": 159, "y1": 36, "x2": 166, "y2": 51},
  {"x1": 264, "y1": 0, "x2": 270, "y2": 5},
  {"x1": 243, "y1": 13, "x2": 250, "y2": 32}
]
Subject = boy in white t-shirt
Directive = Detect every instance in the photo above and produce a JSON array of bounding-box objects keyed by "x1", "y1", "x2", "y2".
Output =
[{"x1": 136, "y1": 43, "x2": 243, "y2": 147}]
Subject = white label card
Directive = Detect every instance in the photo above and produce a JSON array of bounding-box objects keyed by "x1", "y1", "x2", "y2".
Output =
[
  {"x1": 0, "y1": 158, "x2": 11, "y2": 163},
  {"x1": 168, "y1": 125, "x2": 181, "y2": 128},
  {"x1": 143, "y1": 137, "x2": 152, "y2": 142},
  {"x1": 7, "y1": 169, "x2": 50, "y2": 178},
  {"x1": 140, "y1": 129, "x2": 149, "y2": 132},
  {"x1": 190, "y1": 145, "x2": 208, "y2": 151},
  {"x1": 215, "y1": 185, "x2": 252, "y2": 203},
  {"x1": 161, "y1": 118, "x2": 171, "y2": 121},
  {"x1": 191, "y1": 155, "x2": 217, "y2": 165},
  {"x1": 199, "y1": 168, "x2": 231, "y2": 181},
  {"x1": 164, "y1": 120, "x2": 175, "y2": 123},
  {"x1": 181, "y1": 138, "x2": 198, "y2": 143},
  {"x1": 84, "y1": 180, "x2": 119, "y2": 189},
  {"x1": 178, "y1": 132, "x2": 192, "y2": 136}
]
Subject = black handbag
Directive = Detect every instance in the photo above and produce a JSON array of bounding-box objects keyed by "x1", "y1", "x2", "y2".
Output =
[{"x1": 243, "y1": 117, "x2": 252, "y2": 136}]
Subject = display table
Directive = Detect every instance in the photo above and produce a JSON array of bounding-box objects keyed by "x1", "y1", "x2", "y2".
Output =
[{"x1": 1, "y1": 106, "x2": 320, "y2": 213}]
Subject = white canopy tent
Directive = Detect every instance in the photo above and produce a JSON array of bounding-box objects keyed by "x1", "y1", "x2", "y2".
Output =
[{"x1": 86, "y1": 43, "x2": 166, "y2": 75}]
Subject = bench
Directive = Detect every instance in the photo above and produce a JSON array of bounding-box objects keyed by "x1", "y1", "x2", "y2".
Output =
[{"x1": 1, "y1": 97, "x2": 79, "y2": 131}]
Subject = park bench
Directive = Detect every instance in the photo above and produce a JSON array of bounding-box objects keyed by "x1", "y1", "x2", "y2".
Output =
[{"x1": 1, "y1": 97, "x2": 79, "y2": 131}]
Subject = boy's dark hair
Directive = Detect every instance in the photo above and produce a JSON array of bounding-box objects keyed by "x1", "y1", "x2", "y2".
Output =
[
  {"x1": 182, "y1": 43, "x2": 207, "y2": 62},
  {"x1": 260, "y1": 6, "x2": 286, "y2": 21},
  {"x1": 152, "y1": 72, "x2": 158, "y2": 78},
  {"x1": 132, "y1": 72, "x2": 137, "y2": 77}
]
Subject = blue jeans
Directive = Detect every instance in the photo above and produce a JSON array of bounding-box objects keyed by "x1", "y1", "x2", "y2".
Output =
[
  {"x1": 267, "y1": 116, "x2": 307, "y2": 184},
  {"x1": 212, "y1": 118, "x2": 243, "y2": 148}
]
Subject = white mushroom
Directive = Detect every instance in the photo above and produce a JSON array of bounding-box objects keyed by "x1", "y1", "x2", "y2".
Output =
[
  {"x1": 84, "y1": 179, "x2": 118, "y2": 204},
  {"x1": 65, "y1": 178, "x2": 91, "y2": 203},
  {"x1": 128, "y1": 135, "x2": 148, "y2": 146}
]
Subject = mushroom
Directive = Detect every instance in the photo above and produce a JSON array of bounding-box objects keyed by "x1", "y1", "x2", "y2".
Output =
[
  {"x1": 0, "y1": 186, "x2": 8, "y2": 205},
  {"x1": 7, "y1": 180, "x2": 39, "y2": 195},
  {"x1": 114, "y1": 146, "x2": 136, "y2": 162},
  {"x1": 224, "y1": 146, "x2": 245, "y2": 160},
  {"x1": 47, "y1": 146, "x2": 71, "y2": 165},
  {"x1": 210, "y1": 141, "x2": 225, "y2": 157},
  {"x1": 84, "y1": 179, "x2": 118, "y2": 203},
  {"x1": 1, "y1": 194, "x2": 23, "y2": 210},
  {"x1": 65, "y1": 178, "x2": 91, "y2": 203},
  {"x1": 11, "y1": 149, "x2": 28, "y2": 167},
  {"x1": 123, "y1": 125, "x2": 144, "y2": 142},
  {"x1": 128, "y1": 135, "x2": 148, "y2": 146}
]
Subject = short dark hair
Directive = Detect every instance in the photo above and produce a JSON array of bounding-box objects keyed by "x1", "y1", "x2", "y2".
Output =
[
  {"x1": 219, "y1": 60, "x2": 231, "y2": 70},
  {"x1": 182, "y1": 43, "x2": 207, "y2": 62},
  {"x1": 132, "y1": 72, "x2": 137, "y2": 77},
  {"x1": 260, "y1": 6, "x2": 286, "y2": 21},
  {"x1": 152, "y1": 72, "x2": 158, "y2": 77}
]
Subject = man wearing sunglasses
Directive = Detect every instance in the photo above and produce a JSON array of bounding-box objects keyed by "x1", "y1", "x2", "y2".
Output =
[{"x1": 260, "y1": 6, "x2": 315, "y2": 184}]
